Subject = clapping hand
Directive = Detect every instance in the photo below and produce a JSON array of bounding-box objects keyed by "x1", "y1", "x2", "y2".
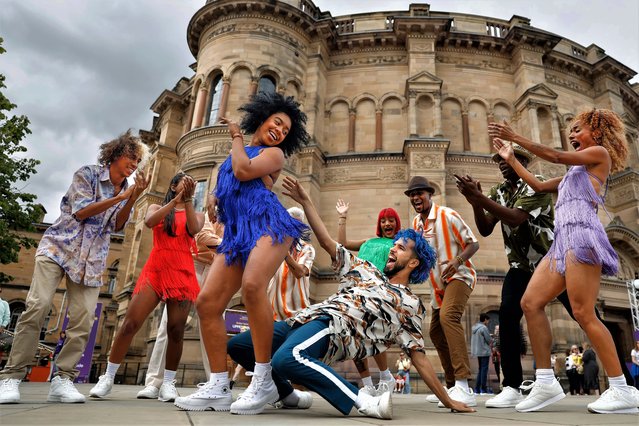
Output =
[{"x1": 492, "y1": 138, "x2": 515, "y2": 163}]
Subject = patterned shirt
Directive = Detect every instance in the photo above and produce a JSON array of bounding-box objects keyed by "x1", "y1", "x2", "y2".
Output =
[
  {"x1": 486, "y1": 177, "x2": 554, "y2": 273},
  {"x1": 287, "y1": 244, "x2": 426, "y2": 366},
  {"x1": 412, "y1": 204, "x2": 478, "y2": 309},
  {"x1": 36, "y1": 165, "x2": 132, "y2": 287},
  {"x1": 268, "y1": 240, "x2": 316, "y2": 320}
]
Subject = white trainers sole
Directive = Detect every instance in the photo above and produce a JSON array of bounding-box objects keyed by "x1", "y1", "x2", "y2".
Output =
[
  {"x1": 174, "y1": 397, "x2": 231, "y2": 412},
  {"x1": 516, "y1": 392, "x2": 565, "y2": 412}
]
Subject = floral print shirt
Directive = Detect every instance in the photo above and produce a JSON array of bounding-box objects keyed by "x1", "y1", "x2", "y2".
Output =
[
  {"x1": 486, "y1": 177, "x2": 554, "y2": 273},
  {"x1": 287, "y1": 244, "x2": 426, "y2": 365},
  {"x1": 36, "y1": 165, "x2": 131, "y2": 287}
]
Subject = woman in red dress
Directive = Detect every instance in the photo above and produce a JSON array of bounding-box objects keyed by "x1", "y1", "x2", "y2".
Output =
[{"x1": 90, "y1": 172, "x2": 204, "y2": 401}]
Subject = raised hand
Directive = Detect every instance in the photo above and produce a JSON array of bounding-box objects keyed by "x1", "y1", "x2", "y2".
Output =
[
  {"x1": 132, "y1": 169, "x2": 150, "y2": 197},
  {"x1": 488, "y1": 120, "x2": 517, "y2": 141},
  {"x1": 335, "y1": 199, "x2": 349, "y2": 217},
  {"x1": 454, "y1": 174, "x2": 482, "y2": 202},
  {"x1": 182, "y1": 175, "x2": 196, "y2": 200},
  {"x1": 282, "y1": 176, "x2": 310, "y2": 204},
  {"x1": 492, "y1": 138, "x2": 515, "y2": 163},
  {"x1": 220, "y1": 117, "x2": 242, "y2": 138}
]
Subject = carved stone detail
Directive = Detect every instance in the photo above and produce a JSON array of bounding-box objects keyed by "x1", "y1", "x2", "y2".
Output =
[
  {"x1": 330, "y1": 55, "x2": 407, "y2": 68},
  {"x1": 412, "y1": 153, "x2": 442, "y2": 169},
  {"x1": 436, "y1": 54, "x2": 512, "y2": 71}
]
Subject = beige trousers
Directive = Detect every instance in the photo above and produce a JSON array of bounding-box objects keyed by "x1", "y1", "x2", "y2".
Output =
[{"x1": 0, "y1": 256, "x2": 100, "y2": 380}]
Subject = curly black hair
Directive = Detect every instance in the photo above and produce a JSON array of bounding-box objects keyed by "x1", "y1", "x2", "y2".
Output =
[
  {"x1": 97, "y1": 129, "x2": 147, "y2": 166},
  {"x1": 238, "y1": 91, "x2": 310, "y2": 157},
  {"x1": 161, "y1": 172, "x2": 188, "y2": 237}
]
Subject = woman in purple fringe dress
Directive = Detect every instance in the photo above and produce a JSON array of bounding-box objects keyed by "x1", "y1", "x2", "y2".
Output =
[
  {"x1": 175, "y1": 92, "x2": 309, "y2": 415},
  {"x1": 489, "y1": 109, "x2": 639, "y2": 414}
]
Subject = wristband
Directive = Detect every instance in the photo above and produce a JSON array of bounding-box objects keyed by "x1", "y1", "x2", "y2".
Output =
[
  {"x1": 183, "y1": 198, "x2": 193, "y2": 203},
  {"x1": 231, "y1": 133, "x2": 242, "y2": 139},
  {"x1": 455, "y1": 255, "x2": 464, "y2": 265}
]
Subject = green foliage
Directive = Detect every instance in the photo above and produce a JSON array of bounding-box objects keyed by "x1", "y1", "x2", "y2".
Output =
[{"x1": 0, "y1": 37, "x2": 42, "y2": 282}]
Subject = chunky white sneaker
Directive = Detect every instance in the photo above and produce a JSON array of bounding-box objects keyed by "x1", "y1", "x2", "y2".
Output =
[
  {"x1": 426, "y1": 387, "x2": 447, "y2": 403},
  {"x1": 174, "y1": 381, "x2": 232, "y2": 411},
  {"x1": 485, "y1": 386, "x2": 524, "y2": 408},
  {"x1": 378, "y1": 376, "x2": 396, "y2": 395},
  {"x1": 89, "y1": 375, "x2": 114, "y2": 398},
  {"x1": 0, "y1": 378, "x2": 21, "y2": 404},
  {"x1": 279, "y1": 390, "x2": 313, "y2": 409},
  {"x1": 158, "y1": 380, "x2": 178, "y2": 402},
  {"x1": 136, "y1": 385, "x2": 159, "y2": 399},
  {"x1": 587, "y1": 386, "x2": 639, "y2": 414},
  {"x1": 515, "y1": 379, "x2": 564, "y2": 412},
  {"x1": 358, "y1": 389, "x2": 392, "y2": 420},
  {"x1": 48, "y1": 376, "x2": 86, "y2": 403},
  {"x1": 230, "y1": 373, "x2": 279, "y2": 415},
  {"x1": 438, "y1": 386, "x2": 477, "y2": 408}
]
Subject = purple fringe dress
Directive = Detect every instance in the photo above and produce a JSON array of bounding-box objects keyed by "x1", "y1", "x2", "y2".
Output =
[
  {"x1": 215, "y1": 145, "x2": 307, "y2": 267},
  {"x1": 544, "y1": 165, "x2": 618, "y2": 276}
]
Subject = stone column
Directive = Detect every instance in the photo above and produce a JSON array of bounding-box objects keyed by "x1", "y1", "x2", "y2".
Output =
[
  {"x1": 408, "y1": 90, "x2": 417, "y2": 136},
  {"x1": 190, "y1": 84, "x2": 209, "y2": 130},
  {"x1": 375, "y1": 109, "x2": 383, "y2": 151},
  {"x1": 433, "y1": 93, "x2": 442, "y2": 137},
  {"x1": 348, "y1": 108, "x2": 356, "y2": 152},
  {"x1": 217, "y1": 77, "x2": 231, "y2": 120},
  {"x1": 527, "y1": 102, "x2": 541, "y2": 143},
  {"x1": 462, "y1": 110, "x2": 471, "y2": 151},
  {"x1": 184, "y1": 96, "x2": 195, "y2": 133},
  {"x1": 487, "y1": 111, "x2": 495, "y2": 152},
  {"x1": 550, "y1": 106, "x2": 562, "y2": 149},
  {"x1": 249, "y1": 78, "x2": 258, "y2": 96}
]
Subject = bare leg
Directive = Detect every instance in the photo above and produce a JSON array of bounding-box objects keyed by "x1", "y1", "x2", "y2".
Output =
[
  {"x1": 520, "y1": 258, "x2": 566, "y2": 369},
  {"x1": 564, "y1": 260, "x2": 622, "y2": 377},
  {"x1": 242, "y1": 236, "x2": 292, "y2": 363},
  {"x1": 109, "y1": 286, "x2": 160, "y2": 363},
  {"x1": 196, "y1": 255, "x2": 243, "y2": 373},
  {"x1": 164, "y1": 299, "x2": 192, "y2": 371}
]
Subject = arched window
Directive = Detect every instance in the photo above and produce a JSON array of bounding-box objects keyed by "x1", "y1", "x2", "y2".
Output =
[
  {"x1": 257, "y1": 76, "x2": 276, "y2": 94},
  {"x1": 205, "y1": 75, "x2": 223, "y2": 125}
]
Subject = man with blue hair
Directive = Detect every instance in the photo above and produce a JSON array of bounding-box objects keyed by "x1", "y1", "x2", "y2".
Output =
[{"x1": 215, "y1": 177, "x2": 475, "y2": 419}]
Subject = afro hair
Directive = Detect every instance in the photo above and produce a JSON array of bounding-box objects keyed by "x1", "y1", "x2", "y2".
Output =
[{"x1": 238, "y1": 91, "x2": 310, "y2": 157}]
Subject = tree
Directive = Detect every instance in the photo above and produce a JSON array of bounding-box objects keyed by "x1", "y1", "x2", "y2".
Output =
[{"x1": 0, "y1": 37, "x2": 42, "y2": 282}]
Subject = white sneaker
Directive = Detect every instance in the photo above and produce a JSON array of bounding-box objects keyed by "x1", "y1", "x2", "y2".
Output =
[
  {"x1": 587, "y1": 386, "x2": 639, "y2": 414},
  {"x1": 377, "y1": 376, "x2": 396, "y2": 395},
  {"x1": 158, "y1": 380, "x2": 178, "y2": 402},
  {"x1": 515, "y1": 379, "x2": 565, "y2": 412},
  {"x1": 48, "y1": 376, "x2": 86, "y2": 403},
  {"x1": 358, "y1": 389, "x2": 393, "y2": 420},
  {"x1": 174, "y1": 381, "x2": 232, "y2": 411},
  {"x1": 426, "y1": 387, "x2": 447, "y2": 403},
  {"x1": 438, "y1": 386, "x2": 477, "y2": 408},
  {"x1": 0, "y1": 378, "x2": 21, "y2": 404},
  {"x1": 230, "y1": 373, "x2": 279, "y2": 415},
  {"x1": 359, "y1": 385, "x2": 378, "y2": 397},
  {"x1": 485, "y1": 386, "x2": 524, "y2": 408},
  {"x1": 89, "y1": 375, "x2": 114, "y2": 398},
  {"x1": 278, "y1": 390, "x2": 313, "y2": 409},
  {"x1": 136, "y1": 385, "x2": 159, "y2": 399}
]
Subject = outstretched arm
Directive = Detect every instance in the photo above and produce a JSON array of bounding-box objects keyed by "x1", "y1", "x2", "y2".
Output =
[
  {"x1": 410, "y1": 349, "x2": 475, "y2": 413},
  {"x1": 492, "y1": 139, "x2": 562, "y2": 193},
  {"x1": 488, "y1": 120, "x2": 609, "y2": 168},
  {"x1": 282, "y1": 177, "x2": 338, "y2": 258},
  {"x1": 335, "y1": 199, "x2": 367, "y2": 250}
]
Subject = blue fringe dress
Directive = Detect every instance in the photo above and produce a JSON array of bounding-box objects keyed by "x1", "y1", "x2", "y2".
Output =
[
  {"x1": 215, "y1": 145, "x2": 308, "y2": 266},
  {"x1": 544, "y1": 165, "x2": 618, "y2": 276}
]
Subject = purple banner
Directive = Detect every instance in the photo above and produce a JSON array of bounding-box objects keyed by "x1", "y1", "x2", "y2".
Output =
[
  {"x1": 224, "y1": 309, "x2": 249, "y2": 335},
  {"x1": 74, "y1": 302, "x2": 101, "y2": 383}
]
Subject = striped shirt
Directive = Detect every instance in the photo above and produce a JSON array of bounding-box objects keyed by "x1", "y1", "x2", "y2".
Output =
[
  {"x1": 268, "y1": 240, "x2": 316, "y2": 320},
  {"x1": 412, "y1": 203, "x2": 478, "y2": 309}
]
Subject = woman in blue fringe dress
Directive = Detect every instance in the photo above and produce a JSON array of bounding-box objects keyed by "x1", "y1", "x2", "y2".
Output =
[
  {"x1": 489, "y1": 109, "x2": 639, "y2": 414},
  {"x1": 175, "y1": 92, "x2": 310, "y2": 415}
]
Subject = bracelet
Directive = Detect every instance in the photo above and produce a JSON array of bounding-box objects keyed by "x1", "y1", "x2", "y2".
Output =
[
  {"x1": 338, "y1": 215, "x2": 347, "y2": 219},
  {"x1": 231, "y1": 133, "x2": 242, "y2": 139},
  {"x1": 455, "y1": 255, "x2": 465, "y2": 265},
  {"x1": 183, "y1": 198, "x2": 193, "y2": 203}
]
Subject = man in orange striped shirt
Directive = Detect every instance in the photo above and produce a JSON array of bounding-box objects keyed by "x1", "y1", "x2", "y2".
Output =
[
  {"x1": 267, "y1": 207, "x2": 316, "y2": 321},
  {"x1": 406, "y1": 176, "x2": 480, "y2": 407}
]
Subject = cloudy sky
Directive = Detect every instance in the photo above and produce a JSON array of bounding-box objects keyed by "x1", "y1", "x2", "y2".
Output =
[{"x1": 2, "y1": 0, "x2": 637, "y2": 222}]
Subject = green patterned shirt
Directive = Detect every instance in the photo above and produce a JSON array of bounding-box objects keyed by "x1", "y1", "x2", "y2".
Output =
[{"x1": 487, "y1": 177, "x2": 554, "y2": 273}]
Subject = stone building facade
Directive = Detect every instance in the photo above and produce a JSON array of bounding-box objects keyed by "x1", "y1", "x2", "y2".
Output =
[{"x1": 3, "y1": 1, "x2": 638, "y2": 388}]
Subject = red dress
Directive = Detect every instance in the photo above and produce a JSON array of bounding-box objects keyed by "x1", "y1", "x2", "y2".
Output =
[{"x1": 133, "y1": 210, "x2": 200, "y2": 302}]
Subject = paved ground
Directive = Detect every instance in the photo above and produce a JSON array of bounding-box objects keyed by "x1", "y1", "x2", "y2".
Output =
[{"x1": 0, "y1": 383, "x2": 637, "y2": 425}]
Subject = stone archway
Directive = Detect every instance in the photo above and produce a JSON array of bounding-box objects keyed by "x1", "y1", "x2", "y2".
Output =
[{"x1": 606, "y1": 224, "x2": 639, "y2": 280}]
